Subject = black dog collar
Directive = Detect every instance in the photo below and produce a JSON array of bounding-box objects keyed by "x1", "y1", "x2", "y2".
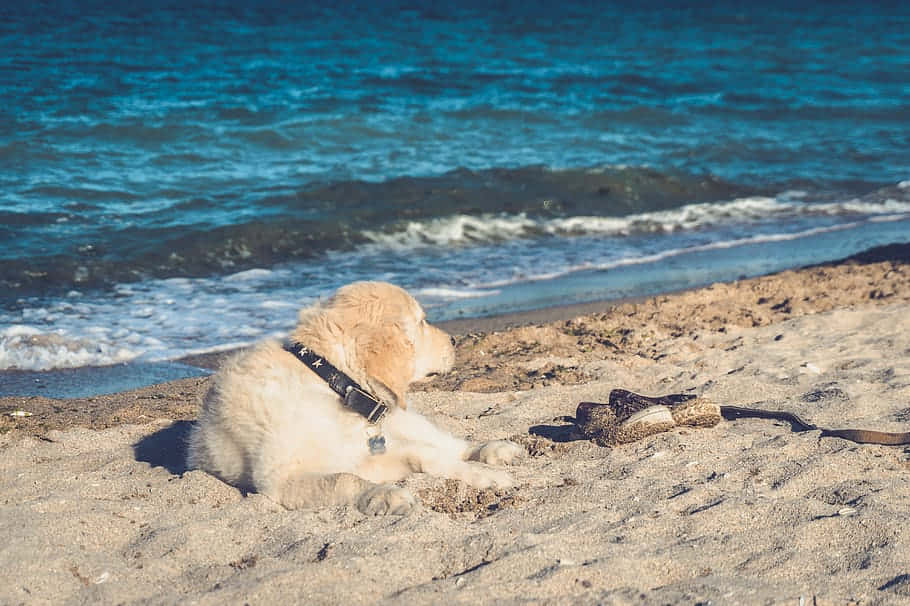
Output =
[{"x1": 282, "y1": 341, "x2": 389, "y2": 424}]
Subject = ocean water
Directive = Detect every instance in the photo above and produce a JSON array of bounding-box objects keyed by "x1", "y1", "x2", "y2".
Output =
[{"x1": 1, "y1": 2, "x2": 909, "y2": 394}]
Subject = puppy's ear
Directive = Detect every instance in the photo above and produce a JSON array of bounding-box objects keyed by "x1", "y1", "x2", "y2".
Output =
[{"x1": 358, "y1": 324, "x2": 415, "y2": 409}]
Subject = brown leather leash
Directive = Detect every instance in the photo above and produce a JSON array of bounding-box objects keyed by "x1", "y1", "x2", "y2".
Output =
[{"x1": 719, "y1": 405, "x2": 910, "y2": 446}]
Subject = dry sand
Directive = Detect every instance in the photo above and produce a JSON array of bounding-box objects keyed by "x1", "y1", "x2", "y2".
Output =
[{"x1": 2, "y1": 244, "x2": 910, "y2": 605}]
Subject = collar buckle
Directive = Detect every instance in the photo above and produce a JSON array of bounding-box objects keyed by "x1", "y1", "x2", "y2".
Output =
[{"x1": 344, "y1": 386, "x2": 389, "y2": 424}]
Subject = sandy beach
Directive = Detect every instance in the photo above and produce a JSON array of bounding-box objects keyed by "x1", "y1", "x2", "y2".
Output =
[{"x1": 2, "y1": 244, "x2": 910, "y2": 605}]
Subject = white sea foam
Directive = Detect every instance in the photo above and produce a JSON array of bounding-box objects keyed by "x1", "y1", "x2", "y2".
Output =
[
  {"x1": 223, "y1": 268, "x2": 274, "y2": 282},
  {"x1": 2, "y1": 325, "x2": 43, "y2": 338},
  {"x1": 0, "y1": 266, "x2": 315, "y2": 371},
  {"x1": 837, "y1": 198, "x2": 910, "y2": 214},
  {"x1": 362, "y1": 214, "x2": 537, "y2": 248},
  {"x1": 414, "y1": 287, "x2": 501, "y2": 300},
  {"x1": 260, "y1": 300, "x2": 296, "y2": 309},
  {"x1": 0, "y1": 326, "x2": 139, "y2": 371},
  {"x1": 360, "y1": 194, "x2": 910, "y2": 250}
]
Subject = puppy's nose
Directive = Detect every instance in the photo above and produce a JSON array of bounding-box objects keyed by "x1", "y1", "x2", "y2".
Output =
[{"x1": 450, "y1": 336, "x2": 456, "y2": 346}]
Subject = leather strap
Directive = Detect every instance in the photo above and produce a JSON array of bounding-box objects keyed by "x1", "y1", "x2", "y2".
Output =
[
  {"x1": 282, "y1": 341, "x2": 388, "y2": 424},
  {"x1": 720, "y1": 405, "x2": 910, "y2": 445}
]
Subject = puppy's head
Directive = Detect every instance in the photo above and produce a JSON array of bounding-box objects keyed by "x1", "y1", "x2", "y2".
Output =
[{"x1": 295, "y1": 281, "x2": 455, "y2": 409}]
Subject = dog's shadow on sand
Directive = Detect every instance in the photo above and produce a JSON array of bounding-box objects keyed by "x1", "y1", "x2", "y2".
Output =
[
  {"x1": 528, "y1": 420, "x2": 583, "y2": 443},
  {"x1": 132, "y1": 420, "x2": 195, "y2": 475}
]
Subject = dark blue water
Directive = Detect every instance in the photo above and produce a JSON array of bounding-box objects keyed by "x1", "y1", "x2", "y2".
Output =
[{"x1": 1, "y1": 1, "x2": 908, "y2": 378}]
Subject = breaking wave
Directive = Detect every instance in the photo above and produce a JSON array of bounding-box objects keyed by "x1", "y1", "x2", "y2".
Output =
[{"x1": 362, "y1": 191, "x2": 910, "y2": 249}]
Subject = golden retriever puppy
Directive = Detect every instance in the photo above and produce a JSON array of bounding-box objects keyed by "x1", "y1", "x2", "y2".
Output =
[{"x1": 187, "y1": 281, "x2": 522, "y2": 514}]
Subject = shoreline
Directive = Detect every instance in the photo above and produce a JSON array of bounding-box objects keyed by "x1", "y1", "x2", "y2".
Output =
[
  {"x1": 171, "y1": 239, "x2": 910, "y2": 371},
  {"x1": 1, "y1": 241, "x2": 908, "y2": 434}
]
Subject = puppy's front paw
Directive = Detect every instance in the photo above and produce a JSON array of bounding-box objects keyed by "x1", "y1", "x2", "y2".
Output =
[
  {"x1": 357, "y1": 484, "x2": 416, "y2": 516},
  {"x1": 465, "y1": 440, "x2": 523, "y2": 466},
  {"x1": 456, "y1": 464, "x2": 515, "y2": 490}
]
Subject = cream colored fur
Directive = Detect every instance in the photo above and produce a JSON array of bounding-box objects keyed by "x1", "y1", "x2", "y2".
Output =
[{"x1": 187, "y1": 281, "x2": 521, "y2": 515}]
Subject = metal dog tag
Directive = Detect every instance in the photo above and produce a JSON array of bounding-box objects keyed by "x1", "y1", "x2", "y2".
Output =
[{"x1": 368, "y1": 435, "x2": 386, "y2": 455}]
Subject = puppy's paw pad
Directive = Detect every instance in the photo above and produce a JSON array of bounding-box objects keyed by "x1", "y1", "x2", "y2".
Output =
[
  {"x1": 457, "y1": 465, "x2": 515, "y2": 490},
  {"x1": 357, "y1": 485, "x2": 416, "y2": 516},
  {"x1": 467, "y1": 440, "x2": 524, "y2": 466}
]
